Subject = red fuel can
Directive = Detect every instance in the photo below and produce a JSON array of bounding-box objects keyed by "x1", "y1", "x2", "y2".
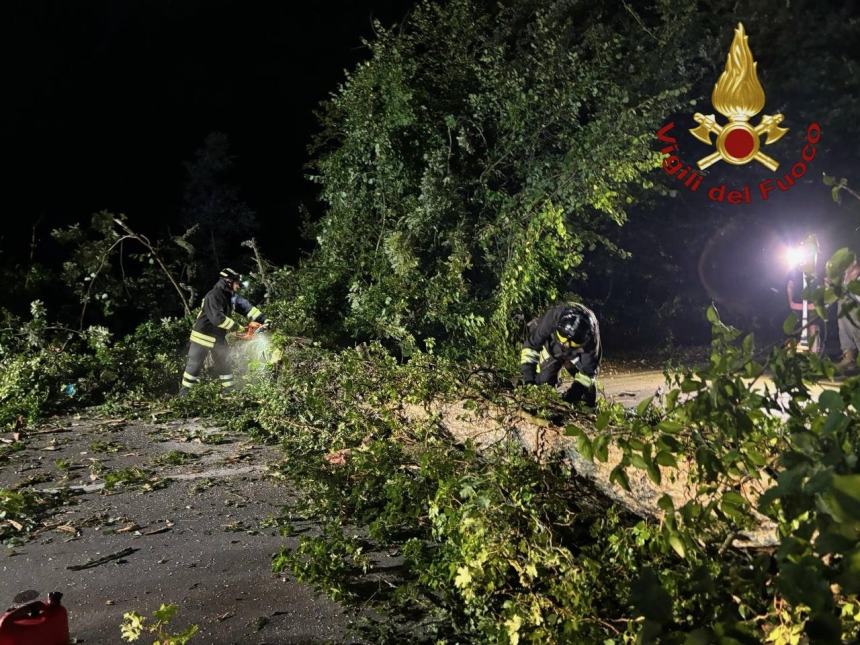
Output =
[{"x1": 0, "y1": 592, "x2": 69, "y2": 645}]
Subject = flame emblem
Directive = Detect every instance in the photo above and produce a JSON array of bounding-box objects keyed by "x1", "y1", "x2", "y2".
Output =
[{"x1": 689, "y1": 23, "x2": 787, "y2": 171}]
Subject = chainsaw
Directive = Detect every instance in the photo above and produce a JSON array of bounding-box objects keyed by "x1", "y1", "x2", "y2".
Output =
[{"x1": 234, "y1": 321, "x2": 267, "y2": 341}]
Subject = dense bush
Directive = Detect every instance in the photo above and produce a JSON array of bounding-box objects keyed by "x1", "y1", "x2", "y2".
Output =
[
  {"x1": 281, "y1": 0, "x2": 716, "y2": 359},
  {"x1": 100, "y1": 318, "x2": 189, "y2": 401},
  {"x1": 4, "y1": 247, "x2": 860, "y2": 642},
  {"x1": 0, "y1": 310, "x2": 187, "y2": 428}
]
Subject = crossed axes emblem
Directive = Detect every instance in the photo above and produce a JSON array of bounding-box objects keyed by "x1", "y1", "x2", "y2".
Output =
[{"x1": 690, "y1": 113, "x2": 788, "y2": 171}]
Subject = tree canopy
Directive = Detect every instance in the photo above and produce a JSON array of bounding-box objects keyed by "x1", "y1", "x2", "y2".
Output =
[
  {"x1": 292, "y1": 0, "x2": 708, "y2": 358},
  {"x1": 281, "y1": 0, "x2": 860, "y2": 358}
]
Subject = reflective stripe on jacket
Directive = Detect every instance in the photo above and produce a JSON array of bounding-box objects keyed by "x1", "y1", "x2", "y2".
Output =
[
  {"x1": 189, "y1": 279, "x2": 266, "y2": 347},
  {"x1": 520, "y1": 303, "x2": 601, "y2": 384}
]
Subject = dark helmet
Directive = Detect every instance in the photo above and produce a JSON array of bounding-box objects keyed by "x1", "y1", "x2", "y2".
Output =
[
  {"x1": 219, "y1": 268, "x2": 241, "y2": 282},
  {"x1": 556, "y1": 306, "x2": 593, "y2": 348}
]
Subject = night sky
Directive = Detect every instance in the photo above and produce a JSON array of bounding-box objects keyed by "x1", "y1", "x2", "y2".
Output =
[{"x1": 0, "y1": 0, "x2": 413, "y2": 266}]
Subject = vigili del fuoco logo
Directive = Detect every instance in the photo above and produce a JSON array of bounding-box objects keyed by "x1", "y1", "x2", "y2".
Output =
[{"x1": 655, "y1": 23, "x2": 821, "y2": 204}]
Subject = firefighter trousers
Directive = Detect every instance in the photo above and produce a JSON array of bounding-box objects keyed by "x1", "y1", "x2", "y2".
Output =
[{"x1": 180, "y1": 338, "x2": 234, "y2": 391}]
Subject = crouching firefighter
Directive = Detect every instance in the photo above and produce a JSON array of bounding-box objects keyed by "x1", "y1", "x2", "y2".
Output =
[
  {"x1": 179, "y1": 268, "x2": 266, "y2": 395},
  {"x1": 519, "y1": 303, "x2": 602, "y2": 407}
]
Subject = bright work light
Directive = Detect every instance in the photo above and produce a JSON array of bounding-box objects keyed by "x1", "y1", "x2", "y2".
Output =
[
  {"x1": 783, "y1": 244, "x2": 811, "y2": 270},
  {"x1": 781, "y1": 235, "x2": 819, "y2": 352}
]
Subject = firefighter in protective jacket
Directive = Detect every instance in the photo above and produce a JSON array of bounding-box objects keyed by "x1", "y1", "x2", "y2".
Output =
[
  {"x1": 520, "y1": 303, "x2": 601, "y2": 406},
  {"x1": 179, "y1": 268, "x2": 266, "y2": 394}
]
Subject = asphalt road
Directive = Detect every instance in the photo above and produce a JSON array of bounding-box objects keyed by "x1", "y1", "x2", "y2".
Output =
[
  {"x1": 600, "y1": 369, "x2": 841, "y2": 408},
  {"x1": 601, "y1": 369, "x2": 667, "y2": 406},
  {"x1": 1, "y1": 418, "x2": 347, "y2": 644}
]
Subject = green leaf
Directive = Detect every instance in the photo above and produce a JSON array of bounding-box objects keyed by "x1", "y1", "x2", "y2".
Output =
[
  {"x1": 665, "y1": 388, "x2": 680, "y2": 410},
  {"x1": 596, "y1": 410, "x2": 610, "y2": 431},
  {"x1": 657, "y1": 494, "x2": 674, "y2": 513},
  {"x1": 630, "y1": 567, "x2": 673, "y2": 623},
  {"x1": 720, "y1": 491, "x2": 749, "y2": 522},
  {"x1": 593, "y1": 434, "x2": 610, "y2": 463},
  {"x1": 629, "y1": 452, "x2": 648, "y2": 469},
  {"x1": 152, "y1": 603, "x2": 179, "y2": 623},
  {"x1": 628, "y1": 438, "x2": 645, "y2": 451},
  {"x1": 721, "y1": 491, "x2": 747, "y2": 509},
  {"x1": 680, "y1": 378, "x2": 703, "y2": 393},
  {"x1": 610, "y1": 465, "x2": 631, "y2": 492},
  {"x1": 695, "y1": 446, "x2": 722, "y2": 480},
  {"x1": 645, "y1": 461, "x2": 662, "y2": 485},
  {"x1": 635, "y1": 395, "x2": 654, "y2": 417},
  {"x1": 655, "y1": 451, "x2": 677, "y2": 468},
  {"x1": 575, "y1": 434, "x2": 594, "y2": 462},
  {"x1": 783, "y1": 312, "x2": 798, "y2": 335},
  {"x1": 818, "y1": 389, "x2": 844, "y2": 412},
  {"x1": 827, "y1": 248, "x2": 856, "y2": 282},
  {"x1": 564, "y1": 424, "x2": 585, "y2": 438},
  {"x1": 830, "y1": 474, "x2": 860, "y2": 521},
  {"x1": 668, "y1": 533, "x2": 686, "y2": 558},
  {"x1": 658, "y1": 419, "x2": 684, "y2": 433},
  {"x1": 833, "y1": 185, "x2": 843, "y2": 204},
  {"x1": 706, "y1": 305, "x2": 719, "y2": 324},
  {"x1": 120, "y1": 617, "x2": 145, "y2": 642},
  {"x1": 743, "y1": 446, "x2": 767, "y2": 467},
  {"x1": 659, "y1": 434, "x2": 682, "y2": 451},
  {"x1": 172, "y1": 237, "x2": 195, "y2": 255}
]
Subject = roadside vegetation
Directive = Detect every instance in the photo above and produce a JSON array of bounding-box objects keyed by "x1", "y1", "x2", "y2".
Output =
[{"x1": 3, "y1": 0, "x2": 860, "y2": 642}]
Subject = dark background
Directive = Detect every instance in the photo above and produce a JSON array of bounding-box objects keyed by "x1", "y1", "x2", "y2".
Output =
[{"x1": 0, "y1": 0, "x2": 414, "y2": 267}]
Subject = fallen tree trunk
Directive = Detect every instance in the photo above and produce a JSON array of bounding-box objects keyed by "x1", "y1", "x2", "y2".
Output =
[{"x1": 401, "y1": 398, "x2": 778, "y2": 548}]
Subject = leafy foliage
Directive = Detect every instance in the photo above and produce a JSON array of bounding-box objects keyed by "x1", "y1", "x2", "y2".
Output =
[
  {"x1": 0, "y1": 309, "x2": 187, "y2": 428},
  {"x1": 51, "y1": 211, "x2": 196, "y2": 324},
  {"x1": 0, "y1": 488, "x2": 66, "y2": 546},
  {"x1": 285, "y1": 0, "x2": 706, "y2": 357},
  {"x1": 3, "y1": 2, "x2": 860, "y2": 643},
  {"x1": 120, "y1": 603, "x2": 198, "y2": 644},
  {"x1": 201, "y1": 248, "x2": 860, "y2": 643},
  {"x1": 5, "y1": 244, "x2": 860, "y2": 643}
]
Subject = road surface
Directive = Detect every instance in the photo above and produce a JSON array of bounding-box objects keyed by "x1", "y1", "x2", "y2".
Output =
[
  {"x1": 1, "y1": 417, "x2": 347, "y2": 644},
  {"x1": 601, "y1": 369, "x2": 840, "y2": 407}
]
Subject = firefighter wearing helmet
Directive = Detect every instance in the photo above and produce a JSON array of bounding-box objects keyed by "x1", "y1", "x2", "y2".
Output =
[
  {"x1": 519, "y1": 303, "x2": 602, "y2": 406},
  {"x1": 178, "y1": 268, "x2": 266, "y2": 395}
]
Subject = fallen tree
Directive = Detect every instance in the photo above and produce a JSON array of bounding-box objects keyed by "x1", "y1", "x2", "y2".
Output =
[
  {"x1": 401, "y1": 395, "x2": 779, "y2": 549},
  {"x1": 215, "y1": 290, "x2": 860, "y2": 643}
]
